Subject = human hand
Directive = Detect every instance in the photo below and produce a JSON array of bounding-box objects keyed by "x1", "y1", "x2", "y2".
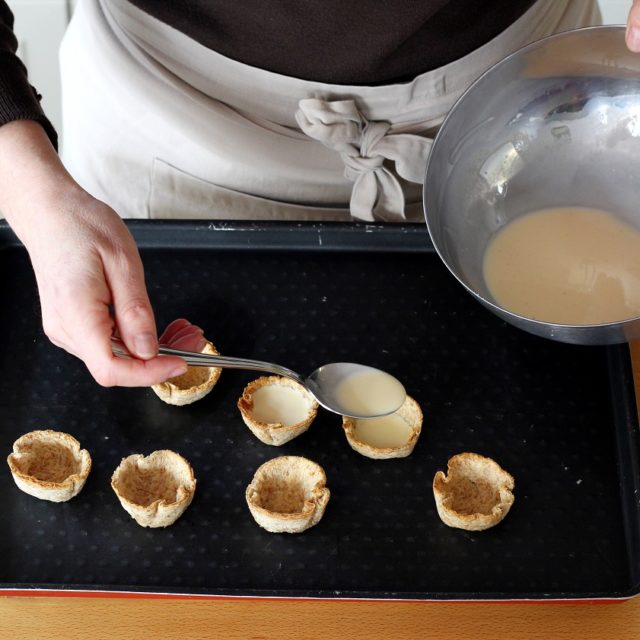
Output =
[
  {"x1": 159, "y1": 318, "x2": 207, "y2": 351},
  {"x1": 0, "y1": 121, "x2": 189, "y2": 386},
  {"x1": 627, "y1": 0, "x2": 640, "y2": 51},
  {"x1": 30, "y1": 194, "x2": 196, "y2": 386}
]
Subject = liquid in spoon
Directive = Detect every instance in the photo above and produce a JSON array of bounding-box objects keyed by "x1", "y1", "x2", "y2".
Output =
[{"x1": 334, "y1": 369, "x2": 406, "y2": 417}]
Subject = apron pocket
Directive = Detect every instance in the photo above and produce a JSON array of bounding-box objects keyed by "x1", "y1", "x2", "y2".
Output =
[{"x1": 148, "y1": 158, "x2": 354, "y2": 221}]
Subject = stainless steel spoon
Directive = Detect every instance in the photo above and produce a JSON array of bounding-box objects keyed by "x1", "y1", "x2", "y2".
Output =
[{"x1": 111, "y1": 337, "x2": 405, "y2": 418}]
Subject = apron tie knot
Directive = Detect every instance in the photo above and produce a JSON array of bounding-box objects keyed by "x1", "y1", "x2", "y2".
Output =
[{"x1": 296, "y1": 98, "x2": 431, "y2": 222}]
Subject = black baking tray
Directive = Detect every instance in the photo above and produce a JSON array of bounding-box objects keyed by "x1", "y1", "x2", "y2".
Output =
[{"x1": 0, "y1": 219, "x2": 639, "y2": 601}]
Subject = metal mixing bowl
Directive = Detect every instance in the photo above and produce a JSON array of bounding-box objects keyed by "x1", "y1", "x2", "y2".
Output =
[{"x1": 423, "y1": 26, "x2": 640, "y2": 345}]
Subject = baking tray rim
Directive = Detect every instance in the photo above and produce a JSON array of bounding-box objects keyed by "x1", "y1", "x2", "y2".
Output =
[{"x1": 0, "y1": 585, "x2": 637, "y2": 603}]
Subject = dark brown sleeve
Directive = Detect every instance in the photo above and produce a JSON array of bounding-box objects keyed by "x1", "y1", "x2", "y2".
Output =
[{"x1": 0, "y1": 2, "x2": 58, "y2": 150}]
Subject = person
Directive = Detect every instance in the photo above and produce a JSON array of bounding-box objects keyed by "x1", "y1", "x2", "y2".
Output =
[
  {"x1": 628, "y1": 0, "x2": 640, "y2": 50},
  {"x1": 0, "y1": 0, "x2": 636, "y2": 388}
]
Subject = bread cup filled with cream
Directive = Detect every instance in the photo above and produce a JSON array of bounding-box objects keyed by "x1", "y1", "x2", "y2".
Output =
[
  {"x1": 7, "y1": 429, "x2": 92, "y2": 502},
  {"x1": 342, "y1": 394, "x2": 422, "y2": 459},
  {"x1": 237, "y1": 375, "x2": 319, "y2": 446}
]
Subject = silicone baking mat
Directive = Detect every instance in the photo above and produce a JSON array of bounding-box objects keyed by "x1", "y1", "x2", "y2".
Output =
[{"x1": 0, "y1": 220, "x2": 638, "y2": 600}]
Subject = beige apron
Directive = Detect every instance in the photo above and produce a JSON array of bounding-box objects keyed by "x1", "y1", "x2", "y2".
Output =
[{"x1": 60, "y1": 0, "x2": 601, "y2": 222}]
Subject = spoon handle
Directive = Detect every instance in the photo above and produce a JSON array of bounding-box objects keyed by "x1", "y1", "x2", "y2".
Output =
[{"x1": 110, "y1": 337, "x2": 305, "y2": 383}]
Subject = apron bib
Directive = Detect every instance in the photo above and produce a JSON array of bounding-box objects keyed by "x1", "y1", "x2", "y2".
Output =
[{"x1": 60, "y1": 0, "x2": 600, "y2": 222}]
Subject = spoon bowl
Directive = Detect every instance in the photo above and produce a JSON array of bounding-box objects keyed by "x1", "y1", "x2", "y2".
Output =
[{"x1": 111, "y1": 338, "x2": 405, "y2": 419}]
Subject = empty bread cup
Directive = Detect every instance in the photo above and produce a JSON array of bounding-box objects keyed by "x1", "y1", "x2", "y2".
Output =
[
  {"x1": 6, "y1": 429, "x2": 92, "y2": 502},
  {"x1": 245, "y1": 456, "x2": 330, "y2": 533},
  {"x1": 238, "y1": 376, "x2": 319, "y2": 446},
  {"x1": 111, "y1": 450, "x2": 196, "y2": 528},
  {"x1": 342, "y1": 394, "x2": 423, "y2": 459},
  {"x1": 433, "y1": 452, "x2": 515, "y2": 531},
  {"x1": 152, "y1": 340, "x2": 222, "y2": 406}
]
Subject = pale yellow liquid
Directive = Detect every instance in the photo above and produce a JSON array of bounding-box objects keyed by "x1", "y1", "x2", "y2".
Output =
[
  {"x1": 354, "y1": 414, "x2": 412, "y2": 448},
  {"x1": 250, "y1": 385, "x2": 312, "y2": 426},
  {"x1": 335, "y1": 370, "x2": 405, "y2": 417},
  {"x1": 483, "y1": 207, "x2": 640, "y2": 325}
]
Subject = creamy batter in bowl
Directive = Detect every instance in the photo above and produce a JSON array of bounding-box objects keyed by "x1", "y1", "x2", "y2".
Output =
[{"x1": 424, "y1": 26, "x2": 640, "y2": 345}]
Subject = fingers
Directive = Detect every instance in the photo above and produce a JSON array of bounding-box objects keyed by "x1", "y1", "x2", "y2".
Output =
[
  {"x1": 90, "y1": 353, "x2": 189, "y2": 388},
  {"x1": 46, "y1": 283, "x2": 188, "y2": 388},
  {"x1": 48, "y1": 295, "x2": 191, "y2": 387},
  {"x1": 159, "y1": 318, "x2": 202, "y2": 343},
  {"x1": 167, "y1": 332, "x2": 208, "y2": 352},
  {"x1": 627, "y1": 0, "x2": 640, "y2": 51},
  {"x1": 97, "y1": 240, "x2": 195, "y2": 384},
  {"x1": 159, "y1": 318, "x2": 192, "y2": 343},
  {"x1": 87, "y1": 331, "x2": 186, "y2": 388},
  {"x1": 159, "y1": 318, "x2": 207, "y2": 352},
  {"x1": 104, "y1": 240, "x2": 159, "y2": 361},
  {"x1": 84, "y1": 323, "x2": 189, "y2": 388}
]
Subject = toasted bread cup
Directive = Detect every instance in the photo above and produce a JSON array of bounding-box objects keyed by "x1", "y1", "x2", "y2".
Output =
[
  {"x1": 342, "y1": 394, "x2": 423, "y2": 459},
  {"x1": 246, "y1": 456, "x2": 330, "y2": 533},
  {"x1": 7, "y1": 430, "x2": 92, "y2": 502},
  {"x1": 151, "y1": 341, "x2": 221, "y2": 406},
  {"x1": 238, "y1": 376, "x2": 319, "y2": 446},
  {"x1": 111, "y1": 450, "x2": 196, "y2": 528},
  {"x1": 433, "y1": 452, "x2": 515, "y2": 531}
]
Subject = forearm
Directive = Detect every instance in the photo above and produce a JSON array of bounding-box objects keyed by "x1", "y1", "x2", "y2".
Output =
[{"x1": 0, "y1": 120, "x2": 81, "y2": 244}]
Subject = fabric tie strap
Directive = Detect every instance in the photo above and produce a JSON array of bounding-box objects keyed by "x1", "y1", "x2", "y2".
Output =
[{"x1": 295, "y1": 98, "x2": 432, "y2": 222}]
